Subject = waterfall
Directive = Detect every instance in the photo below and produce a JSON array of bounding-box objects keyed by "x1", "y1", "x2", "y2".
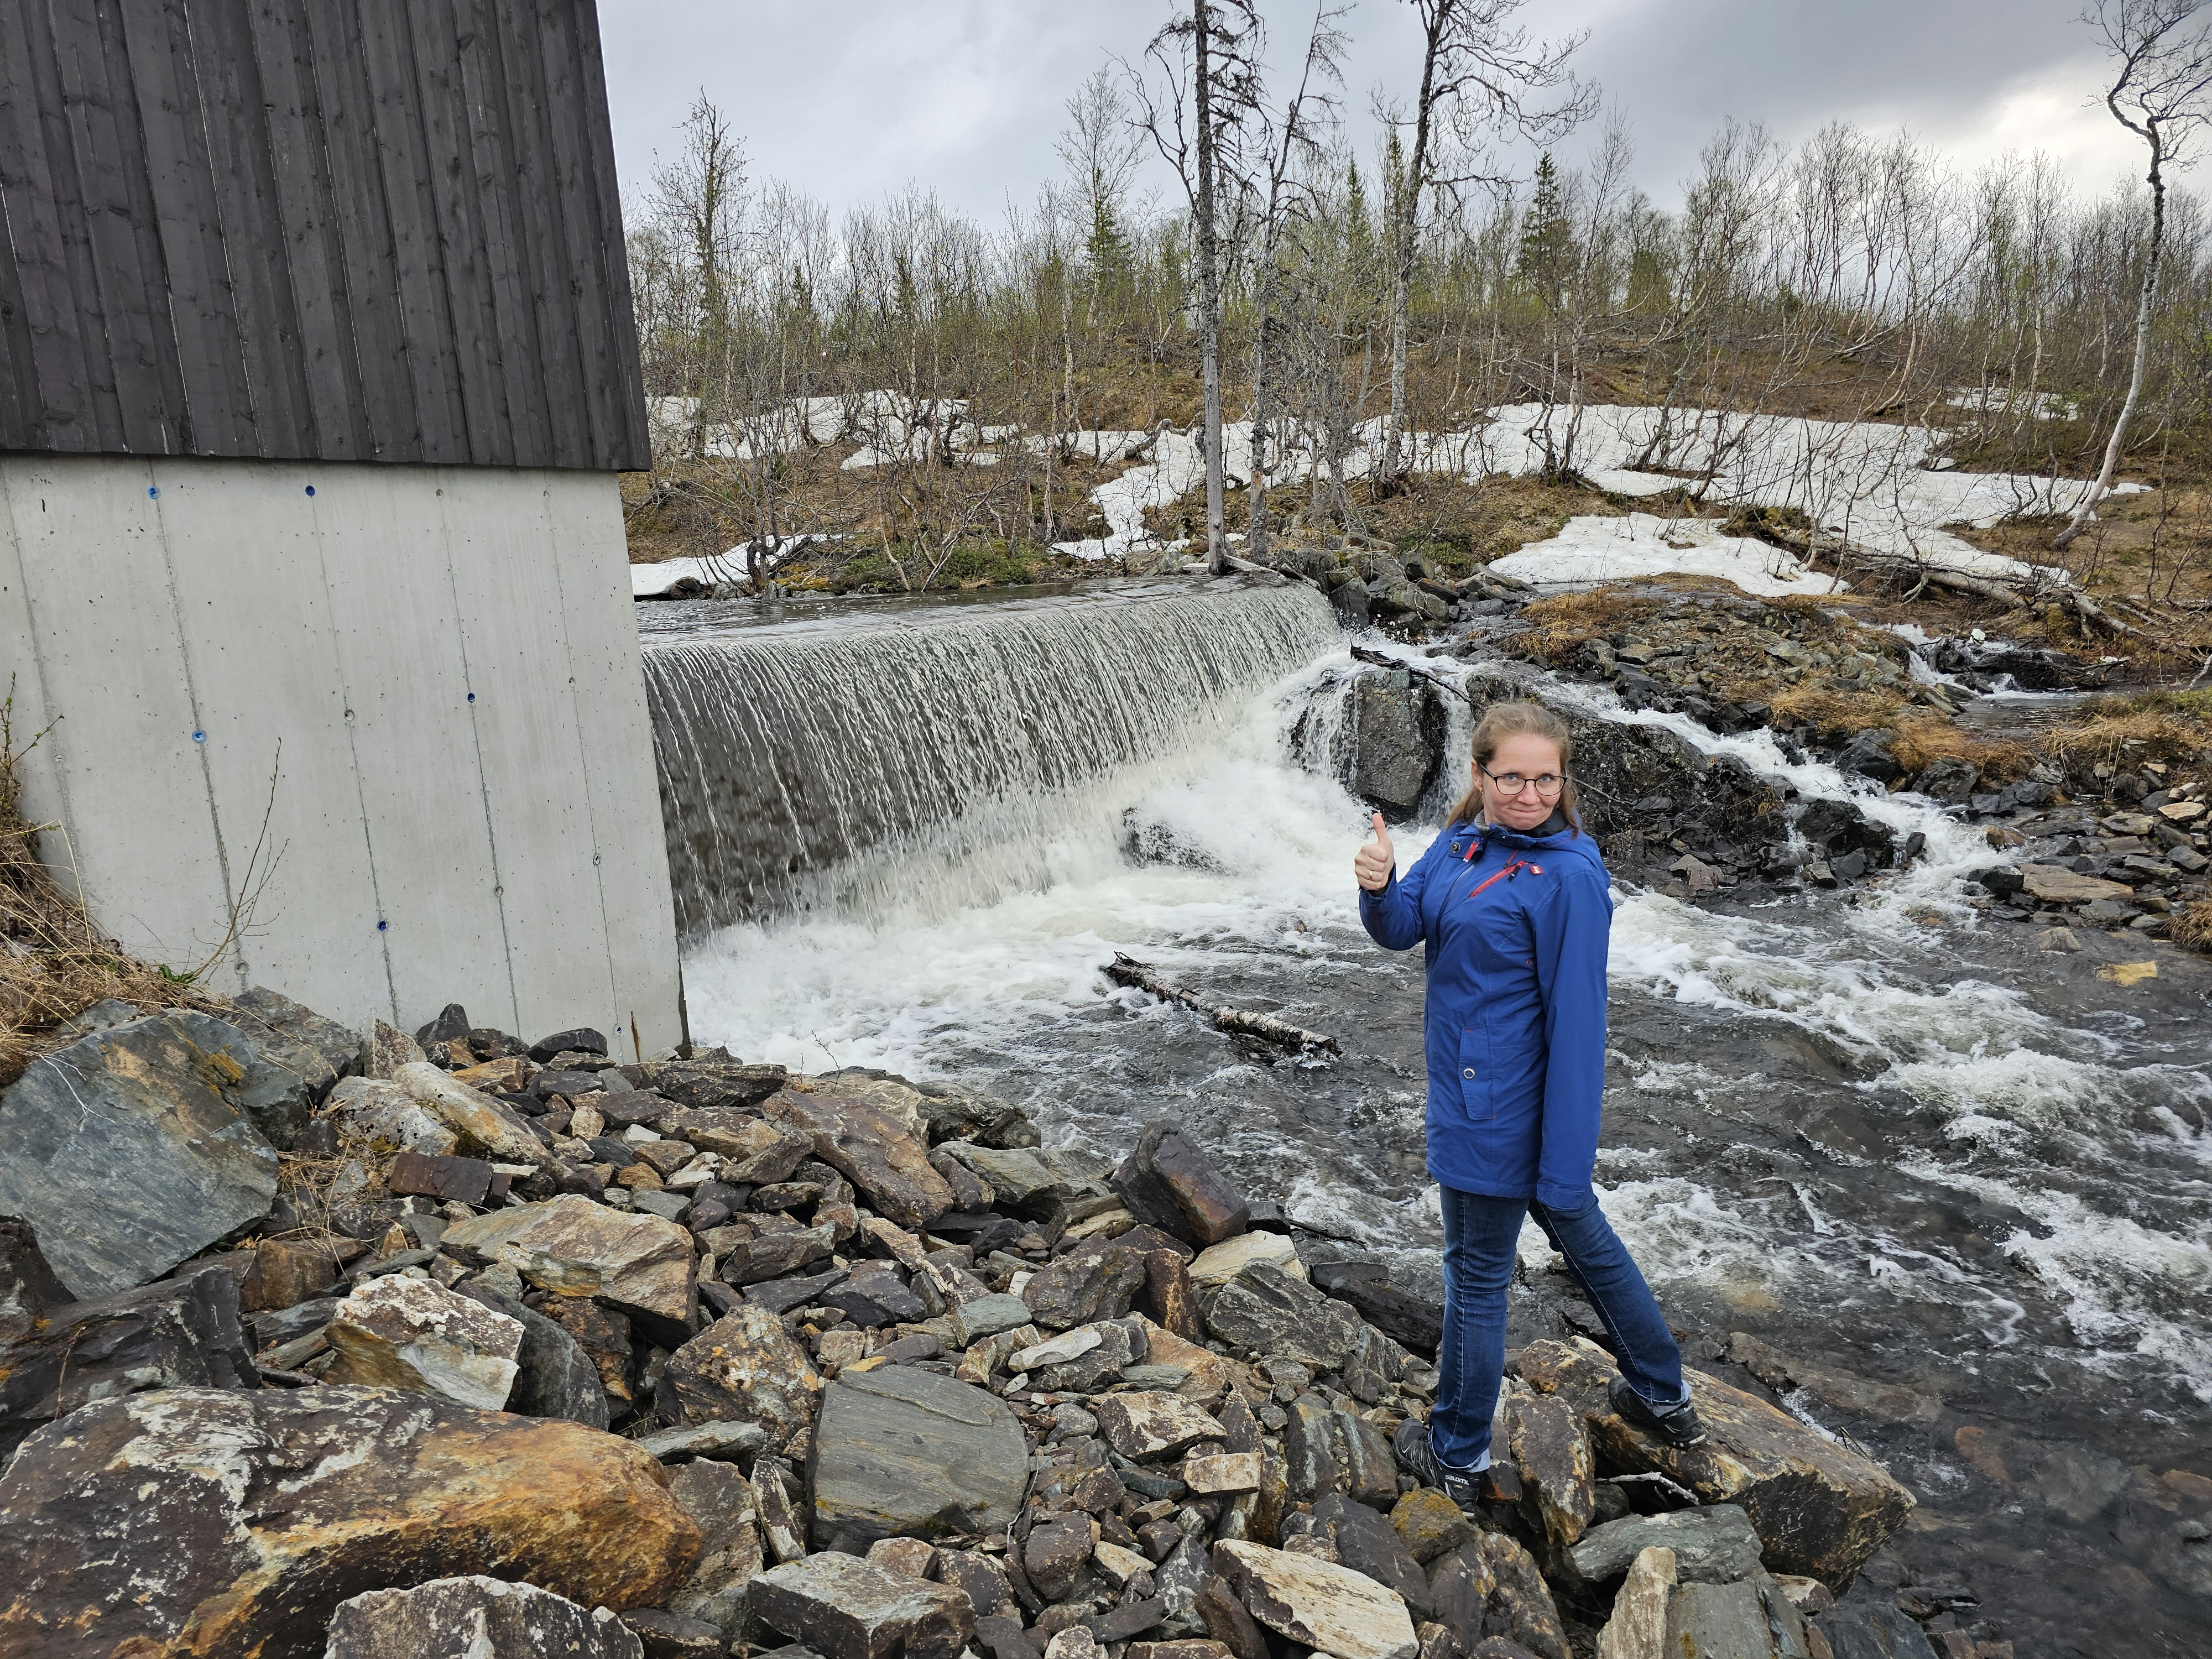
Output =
[{"x1": 643, "y1": 581, "x2": 1339, "y2": 936}]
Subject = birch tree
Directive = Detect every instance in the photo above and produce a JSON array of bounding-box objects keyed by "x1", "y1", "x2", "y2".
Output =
[{"x1": 2056, "y1": 0, "x2": 2212, "y2": 549}]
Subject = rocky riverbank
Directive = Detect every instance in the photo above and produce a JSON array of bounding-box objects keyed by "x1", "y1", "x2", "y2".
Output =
[{"x1": 0, "y1": 990, "x2": 1976, "y2": 1659}]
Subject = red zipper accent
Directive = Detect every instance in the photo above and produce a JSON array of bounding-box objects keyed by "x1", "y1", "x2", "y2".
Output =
[{"x1": 1469, "y1": 857, "x2": 1532, "y2": 898}]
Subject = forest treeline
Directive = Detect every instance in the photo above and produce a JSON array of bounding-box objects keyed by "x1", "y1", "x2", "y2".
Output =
[{"x1": 623, "y1": 1, "x2": 2212, "y2": 597}]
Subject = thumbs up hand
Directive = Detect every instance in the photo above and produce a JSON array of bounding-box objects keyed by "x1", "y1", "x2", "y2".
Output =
[{"x1": 1354, "y1": 811, "x2": 1396, "y2": 893}]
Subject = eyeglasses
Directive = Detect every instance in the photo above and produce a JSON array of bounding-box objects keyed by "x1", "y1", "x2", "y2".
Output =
[{"x1": 1480, "y1": 764, "x2": 1566, "y2": 798}]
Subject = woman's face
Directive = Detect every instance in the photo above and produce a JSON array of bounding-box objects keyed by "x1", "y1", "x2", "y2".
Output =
[{"x1": 1476, "y1": 732, "x2": 1566, "y2": 831}]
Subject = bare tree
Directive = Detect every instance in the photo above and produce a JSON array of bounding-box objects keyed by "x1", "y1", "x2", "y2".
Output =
[
  {"x1": 1136, "y1": 2, "x2": 1262, "y2": 573},
  {"x1": 2057, "y1": 0, "x2": 2212, "y2": 548},
  {"x1": 1378, "y1": 0, "x2": 1595, "y2": 487}
]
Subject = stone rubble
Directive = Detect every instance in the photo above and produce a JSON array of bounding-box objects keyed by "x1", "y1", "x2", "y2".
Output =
[{"x1": 0, "y1": 995, "x2": 1973, "y2": 1657}]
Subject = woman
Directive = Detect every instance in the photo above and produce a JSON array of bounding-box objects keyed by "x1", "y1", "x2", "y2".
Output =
[{"x1": 1353, "y1": 700, "x2": 1703, "y2": 1503}]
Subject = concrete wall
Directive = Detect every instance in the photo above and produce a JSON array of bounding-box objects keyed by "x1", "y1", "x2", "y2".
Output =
[{"x1": 0, "y1": 453, "x2": 681, "y2": 1057}]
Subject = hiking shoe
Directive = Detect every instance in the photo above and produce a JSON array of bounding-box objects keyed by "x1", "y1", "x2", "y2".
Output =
[
  {"x1": 1392, "y1": 1417, "x2": 1483, "y2": 1507},
  {"x1": 1609, "y1": 1375, "x2": 1709, "y2": 1448}
]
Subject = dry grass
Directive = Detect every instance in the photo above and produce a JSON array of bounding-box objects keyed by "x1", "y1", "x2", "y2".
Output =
[
  {"x1": 1, "y1": 688, "x2": 212, "y2": 1086},
  {"x1": 1762, "y1": 683, "x2": 1910, "y2": 737},
  {"x1": 2039, "y1": 693, "x2": 2212, "y2": 770},
  {"x1": 2171, "y1": 901, "x2": 2212, "y2": 953},
  {"x1": 1513, "y1": 589, "x2": 1664, "y2": 663},
  {"x1": 1890, "y1": 716, "x2": 2035, "y2": 782}
]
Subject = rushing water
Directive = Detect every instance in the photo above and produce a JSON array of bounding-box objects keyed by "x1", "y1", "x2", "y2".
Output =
[{"x1": 649, "y1": 582, "x2": 2211, "y2": 1658}]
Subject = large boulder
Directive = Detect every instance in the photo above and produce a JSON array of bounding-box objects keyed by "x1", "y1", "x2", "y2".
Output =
[
  {"x1": 231, "y1": 984, "x2": 362, "y2": 1104},
  {"x1": 323, "y1": 1274, "x2": 525, "y2": 1410},
  {"x1": 1569, "y1": 1505, "x2": 1764, "y2": 1588},
  {"x1": 752, "y1": 1551, "x2": 975, "y2": 1659},
  {"x1": 1334, "y1": 670, "x2": 1444, "y2": 820},
  {"x1": 665, "y1": 1459, "x2": 765, "y2": 1639},
  {"x1": 1213, "y1": 1540, "x2": 1419, "y2": 1659},
  {"x1": 763, "y1": 1084, "x2": 953, "y2": 1232},
  {"x1": 0, "y1": 1214, "x2": 71, "y2": 1344},
  {"x1": 1515, "y1": 1338, "x2": 1913, "y2": 1590},
  {"x1": 809, "y1": 1365, "x2": 1030, "y2": 1550},
  {"x1": 1199, "y1": 1262, "x2": 1361, "y2": 1367},
  {"x1": 326, "y1": 1076, "x2": 461, "y2": 1156},
  {"x1": 392, "y1": 1062, "x2": 547, "y2": 1164},
  {"x1": 1111, "y1": 1123, "x2": 1251, "y2": 1248},
  {"x1": 325, "y1": 1575, "x2": 644, "y2": 1658},
  {"x1": 0, "y1": 1261, "x2": 257, "y2": 1453},
  {"x1": 659, "y1": 1302, "x2": 823, "y2": 1439},
  {"x1": 0, "y1": 1385, "x2": 700, "y2": 1656},
  {"x1": 0, "y1": 1013, "x2": 288, "y2": 1295},
  {"x1": 441, "y1": 1194, "x2": 696, "y2": 1344},
  {"x1": 1426, "y1": 1535, "x2": 1569, "y2": 1659}
]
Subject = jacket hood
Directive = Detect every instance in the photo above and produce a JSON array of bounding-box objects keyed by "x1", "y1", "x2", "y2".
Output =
[{"x1": 1448, "y1": 813, "x2": 1608, "y2": 872}]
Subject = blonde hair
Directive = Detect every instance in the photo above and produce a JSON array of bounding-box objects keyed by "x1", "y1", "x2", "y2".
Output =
[{"x1": 1448, "y1": 701, "x2": 1583, "y2": 833}]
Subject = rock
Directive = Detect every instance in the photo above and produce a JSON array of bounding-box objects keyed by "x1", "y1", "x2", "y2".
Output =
[
  {"x1": 641, "y1": 1058, "x2": 791, "y2": 1113},
  {"x1": 2017, "y1": 863, "x2": 2133, "y2": 905},
  {"x1": 1141, "y1": 1248, "x2": 1206, "y2": 1340},
  {"x1": 1911, "y1": 758, "x2": 1978, "y2": 805},
  {"x1": 393, "y1": 1062, "x2": 547, "y2": 1164},
  {"x1": 328, "y1": 1076, "x2": 461, "y2": 1156},
  {"x1": 1391, "y1": 1488, "x2": 1475, "y2": 1565},
  {"x1": 951, "y1": 1291, "x2": 1035, "y2": 1345},
  {"x1": 368, "y1": 1018, "x2": 429, "y2": 1077},
  {"x1": 1666, "y1": 1578, "x2": 1810, "y2": 1659},
  {"x1": 721, "y1": 1222, "x2": 838, "y2": 1285},
  {"x1": 1111, "y1": 1123, "x2": 1251, "y2": 1247},
  {"x1": 389, "y1": 1148, "x2": 499, "y2": 1206},
  {"x1": 1515, "y1": 1338, "x2": 1912, "y2": 1590},
  {"x1": 810, "y1": 1364, "x2": 1030, "y2": 1548},
  {"x1": 232, "y1": 984, "x2": 361, "y2": 1103},
  {"x1": 938, "y1": 1551, "x2": 1015, "y2": 1619},
  {"x1": 666, "y1": 1459, "x2": 765, "y2": 1637},
  {"x1": 1202, "y1": 1263, "x2": 1361, "y2": 1367},
  {"x1": 1570, "y1": 1504, "x2": 1764, "y2": 1586},
  {"x1": 1047, "y1": 1628, "x2": 1103, "y2": 1659},
  {"x1": 1094, "y1": 1390, "x2": 1227, "y2": 1461},
  {"x1": 0, "y1": 1385, "x2": 699, "y2": 1655},
  {"x1": 1726, "y1": 1333, "x2": 1942, "y2": 1427},
  {"x1": 1213, "y1": 1539, "x2": 1418, "y2": 1659},
  {"x1": 539, "y1": 1292, "x2": 637, "y2": 1410},
  {"x1": 1282, "y1": 1395, "x2": 1398, "y2": 1507},
  {"x1": 325, "y1": 1574, "x2": 644, "y2": 1657},
  {"x1": 1025, "y1": 1243, "x2": 1149, "y2": 1330},
  {"x1": 660, "y1": 1303, "x2": 823, "y2": 1439},
  {"x1": 1595, "y1": 1547, "x2": 1674, "y2": 1659},
  {"x1": 0, "y1": 1013, "x2": 285, "y2": 1296},
  {"x1": 453, "y1": 1056, "x2": 535, "y2": 1093},
  {"x1": 1036, "y1": 1317, "x2": 1141, "y2": 1393},
  {"x1": 0, "y1": 1262, "x2": 257, "y2": 1453},
  {"x1": 1808, "y1": 1603, "x2": 1943, "y2": 1659},
  {"x1": 1507, "y1": 1392, "x2": 1595, "y2": 1548},
  {"x1": 324, "y1": 1273, "x2": 524, "y2": 1410},
  {"x1": 1338, "y1": 670, "x2": 1444, "y2": 816},
  {"x1": 869, "y1": 1536, "x2": 939, "y2": 1579},
  {"x1": 531, "y1": 1026, "x2": 610, "y2": 1063},
  {"x1": 940, "y1": 1143, "x2": 1067, "y2": 1212},
  {"x1": 1196, "y1": 1577, "x2": 1273, "y2": 1659},
  {"x1": 1835, "y1": 729, "x2": 1901, "y2": 784},
  {"x1": 442, "y1": 1194, "x2": 696, "y2": 1342},
  {"x1": 453, "y1": 1280, "x2": 609, "y2": 1428},
  {"x1": 764, "y1": 1086, "x2": 953, "y2": 1232},
  {"x1": 0, "y1": 1215, "x2": 70, "y2": 1345},
  {"x1": 1185, "y1": 1451, "x2": 1264, "y2": 1494},
  {"x1": 752, "y1": 1551, "x2": 975, "y2": 1659},
  {"x1": 754, "y1": 1456, "x2": 809, "y2": 1563},
  {"x1": 1309, "y1": 1260, "x2": 1442, "y2": 1358},
  {"x1": 1426, "y1": 1536, "x2": 1568, "y2": 1659},
  {"x1": 1315, "y1": 1493, "x2": 1433, "y2": 1620},
  {"x1": 622, "y1": 1608, "x2": 729, "y2": 1659},
  {"x1": 1026, "y1": 1513, "x2": 1098, "y2": 1599},
  {"x1": 825, "y1": 1265, "x2": 932, "y2": 1328},
  {"x1": 1187, "y1": 1230, "x2": 1307, "y2": 1288}
]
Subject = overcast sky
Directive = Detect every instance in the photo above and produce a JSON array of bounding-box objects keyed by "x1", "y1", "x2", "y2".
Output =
[{"x1": 598, "y1": 1, "x2": 2150, "y2": 227}]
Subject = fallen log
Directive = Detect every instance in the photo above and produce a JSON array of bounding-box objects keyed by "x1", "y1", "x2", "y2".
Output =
[{"x1": 1103, "y1": 953, "x2": 1340, "y2": 1055}]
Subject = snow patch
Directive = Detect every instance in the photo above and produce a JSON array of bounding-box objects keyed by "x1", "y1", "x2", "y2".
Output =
[{"x1": 1487, "y1": 513, "x2": 1844, "y2": 597}]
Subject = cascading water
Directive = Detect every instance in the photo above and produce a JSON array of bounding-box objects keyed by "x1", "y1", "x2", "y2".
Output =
[
  {"x1": 641, "y1": 580, "x2": 1338, "y2": 934},
  {"x1": 651, "y1": 587, "x2": 2210, "y2": 1655}
]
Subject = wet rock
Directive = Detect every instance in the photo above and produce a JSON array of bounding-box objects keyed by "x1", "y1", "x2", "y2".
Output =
[
  {"x1": 1337, "y1": 670, "x2": 1445, "y2": 817},
  {"x1": 660, "y1": 1303, "x2": 823, "y2": 1439},
  {"x1": 1094, "y1": 1390, "x2": 1227, "y2": 1461},
  {"x1": 809, "y1": 1364, "x2": 1030, "y2": 1549},
  {"x1": 637, "y1": 1058, "x2": 790, "y2": 1113},
  {"x1": 0, "y1": 1013, "x2": 284, "y2": 1296},
  {"x1": 764, "y1": 1085, "x2": 954, "y2": 1231},
  {"x1": 1726, "y1": 1333, "x2": 1942, "y2": 1427},
  {"x1": 1025, "y1": 1243, "x2": 1149, "y2": 1330},
  {"x1": 1112, "y1": 1123, "x2": 1251, "y2": 1247},
  {"x1": 753, "y1": 1551, "x2": 975, "y2": 1659},
  {"x1": 456, "y1": 1279, "x2": 609, "y2": 1428},
  {"x1": 1213, "y1": 1538, "x2": 1419, "y2": 1659},
  {"x1": 1595, "y1": 1546, "x2": 1674, "y2": 1659},
  {"x1": 1808, "y1": 1603, "x2": 1943, "y2": 1658},
  {"x1": 1835, "y1": 729, "x2": 1902, "y2": 784},
  {"x1": 1426, "y1": 1536, "x2": 1569, "y2": 1659},
  {"x1": 1666, "y1": 1577, "x2": 1811, "y2": 1659},
  {"x1": 1515, "y1": 1338, "x2": 1912, "y2": 1590},
  {"x1": 232, "y1": 984, "x2": 361, "y2": 1103},
  {"x1": 1507, "y1": 1392, "x2": 1595, "y2": 1548},
  {"x1": 393, "y1": 1062, "x2": 547, "y2": 1164},
  {"x1": 324, "y1": 1274, "x2": 524, "y2": 1410},
  {"x1": 666, "y1": 1459, "x2": 764, "y2": 1639},
  {"x1": 1570, "y1": 1505, "x2": 1764, "y2": 1586},
  {"x1": 0, "y1": 1261, "x2": 257, "y2": 1453},
  {"x1": 1912, "y1": 758, "x2": 1979, "y2": 805},
  {"x1": 442, "y1": 1195, "x2": 696, "y2": 1342},
  {"x1": 2017, "y1": 863, "x2": 2132, "y2": 905},
  {"x1": 1282, "y1": 1394, "x2": 1399, "y2": 1508},
  {"x1": 1200, "y1": 1263, "x2": 1361, "y2": 1366},
  {"x1": 325, "y1": 1575, "x2": 644, "y2": 1658},
  {"x1": 1310, "y1": 1259, "x2": 1443, "y2": 1357},
  {"x1": 0, "y1": 1385, "x2": 700, "y2": 1656},
  {"x1": 1391, "y1": 1488, "x2": 1476, "y2": 1564}
]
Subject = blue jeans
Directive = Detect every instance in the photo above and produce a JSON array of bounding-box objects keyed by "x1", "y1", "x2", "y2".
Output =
[{"x1": 1430, "y1": 1184, "x2": 1687, "y2": 1471}]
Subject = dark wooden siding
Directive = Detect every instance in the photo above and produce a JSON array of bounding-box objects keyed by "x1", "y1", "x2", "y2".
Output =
[{"x1": 0, "y1": 0, "x2": 648, "y2": 470}]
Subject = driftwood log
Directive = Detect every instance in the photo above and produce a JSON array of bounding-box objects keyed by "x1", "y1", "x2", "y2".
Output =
[{"x1": 1103, "y1": 953, "x2": 1340, "y2": 1056}]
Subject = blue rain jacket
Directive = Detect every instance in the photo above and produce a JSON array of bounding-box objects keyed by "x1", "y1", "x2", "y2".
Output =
[{"x1": 1359, "y1": 812, "x2": 1612, "y2": 1208}]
